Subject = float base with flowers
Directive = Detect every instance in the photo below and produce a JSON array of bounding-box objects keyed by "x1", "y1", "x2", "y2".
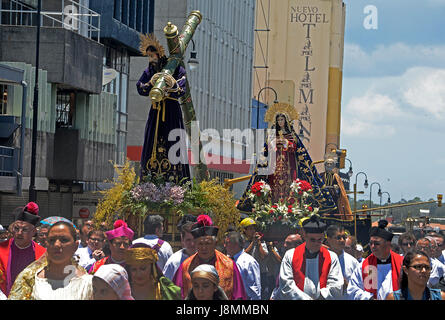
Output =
[
  {"x1": 93, "y1": 160, "x2": 240, "y2": 244},
  {"x1": 247, "y1": 178, "x2": 320, "y2": 241}
]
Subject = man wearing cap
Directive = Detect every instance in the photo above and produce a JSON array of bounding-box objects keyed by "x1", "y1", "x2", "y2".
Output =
[
  {"x1": 240, "y1": 217, "x2": 271, "y2": 298},
  {"x1": 275, "y1": 215, "x2": 344, "y2": 300},
  {"x1": 347, "y1": 220, "x2": 403, "y2": 300},
  {"x1": 163, "y1": 221, "x2": 197, "y2": 280},
  {"x1": 172, "y1": 215, "x2": 247, "y2": 300},
  {"x1": 88, "y1": 220, "x2": 134, "y2": 274},
  {"x1": 0, "y1": 202, "x2": 46, "y2": 297}
]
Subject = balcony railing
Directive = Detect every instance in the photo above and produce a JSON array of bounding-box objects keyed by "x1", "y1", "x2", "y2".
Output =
[{"x1": 0, "y1": 0, "x2": 100, "y2": 42}]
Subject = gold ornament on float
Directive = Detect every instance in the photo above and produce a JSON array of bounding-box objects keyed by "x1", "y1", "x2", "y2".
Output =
[
  {"x1": 264, "y1": 102, "x2": 299, "y2": 128},
  {"x1": 139, "y1": 33, "x2": 166, "y2": 58}
]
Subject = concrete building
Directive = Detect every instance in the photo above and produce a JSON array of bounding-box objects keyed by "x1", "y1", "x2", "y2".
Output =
[
  {"x1": 253, "y1": 0, "x2": 346, "y2": 169},
  {"x1": 127, "y1": 0, "x2": 256, "y2": 198},
  {"x1": 0, "y1": 0, "x2": 154, "y2": 226}
]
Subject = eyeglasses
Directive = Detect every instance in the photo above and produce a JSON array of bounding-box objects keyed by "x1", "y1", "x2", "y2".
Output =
[
  {"x1": 13, "y1": 226, "x2": 32, "y2": 233},
  {"x1": 112, "y1": 240, "x2": 130, "y2": 248},
  {"x1": 409, "y1": 264, "x2": 431, "y2": 272},
  {"x1": 89, "y1": 237, "x2": 104, "y2": 242},
  {"x1": 401, "y1": 242, "x2": 414, "y2": 246},
  {"x1": 334, "y1": 235, "x2": 347, "y2": 240},
  {"x1": 369, "y1": 241, "x2": 382, "y2": 246}
]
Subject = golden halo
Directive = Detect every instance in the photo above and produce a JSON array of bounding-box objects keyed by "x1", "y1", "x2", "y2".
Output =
[
  {"x1": 139, "y1": 33, "x2": 166, "y2": 58},
  {"x1": 264, "y1": 102, "x2": 299, "y2": 127}
]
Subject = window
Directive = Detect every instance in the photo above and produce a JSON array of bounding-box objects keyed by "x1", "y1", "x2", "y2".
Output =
[
  {"x1": 0, "y1": 85, "x2": 8, "y2": 114},
  {"x1": 113, "y1": 0, "x2": 121, "y2": 21},
  {"x1": 56, "y1": 90, "x2": 75, "y2": 128},
  {"x1": 129, "y1": 0, "x2": 135, "y2": 29},
  {"x1": 121, "y1": 0, "x2": 128, "y2": 25}
]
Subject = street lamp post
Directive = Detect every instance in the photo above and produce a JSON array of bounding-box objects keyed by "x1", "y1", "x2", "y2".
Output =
[
  {"x1": 255, "y1": 86, "x2": 278, "y2": 130},
  {"x1": 254, "y1": 87, "x2": 278, "y2": 165},
  {"x1": 29, "y1": 0, "x2": 42, "y2": 202},
  {"x1": 353, "y1": 171, "x2": 368, "y2": 236},
  {"x1": 187, "y1": 39, "x2": 199, "y2": 70},
  {"x1": 345, "y1": 158, "x2": 353, "y2": 178},
  {"x1": 369, "y1": 182, "x2": 382, "y2": 211},
  {"x1": 381, "y1": 191, "x2": 391, "y2": 217}
]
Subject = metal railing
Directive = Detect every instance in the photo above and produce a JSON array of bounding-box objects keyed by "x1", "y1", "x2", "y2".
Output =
[{"x1": 0, "y1": 0, "x2": 100, "y2": 42}]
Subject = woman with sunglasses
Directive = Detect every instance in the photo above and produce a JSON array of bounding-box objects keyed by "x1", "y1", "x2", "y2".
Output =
[{"x1": 386, "y1": 250, "x2": 445, "y2": 300}]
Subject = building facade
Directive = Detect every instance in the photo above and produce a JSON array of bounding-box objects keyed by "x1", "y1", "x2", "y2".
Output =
[
  {"x1": 253, "y1": 0, "x2": 346, "y2": 168},
  {"x1": 0, "y1": 0, "x2": 153, "y2": 226}
]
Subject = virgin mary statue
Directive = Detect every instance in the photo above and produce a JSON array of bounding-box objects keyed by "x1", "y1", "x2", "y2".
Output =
[{"x1": 237, "y1": 102, "x2": 336, "y2": 215}]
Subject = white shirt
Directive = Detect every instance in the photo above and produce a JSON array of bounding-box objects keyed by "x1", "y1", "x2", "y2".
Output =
[
  {"x1": 74, "y1": 247, "x2": 96, "y2": 270},
  {"x1": 162, "y1": 248, "x2": 191, "y2": 280},
  {"x1": 276, "y1": 248, "x2": 343, "y2": 300},
  {"x1": 233, "y1": 249, "x2": 262, "y2": 300},
  {"x1": 32, "y1": 268, "x2": 93, "y2": 300},
  {"x1": 347, "y1": 261, "x2": 395, "y2": 300},
  {"x1": 0, "y1": 289, "x2": 6, "y2": 300},
  {"x1": 337, "y1": 250, "x2": 359, "y2": 299},
  {"x1": 429, "y1": 258, "x2": 445, "y2": 288},
  {"x1": 132, "y1": 235, "x2": 173, "y2": 271},
  {"x1": 439, "y1": 250, "x2": 445, "y2": 265}
]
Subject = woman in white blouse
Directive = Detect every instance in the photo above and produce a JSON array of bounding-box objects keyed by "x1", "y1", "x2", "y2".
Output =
[{"x1": 8, "y1": 221, "x2": 93, "y2": 300}]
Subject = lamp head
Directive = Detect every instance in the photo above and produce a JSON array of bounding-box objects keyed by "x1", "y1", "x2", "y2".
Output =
[
  {"x1": 364, "y1": 179, "x2": 369, "y2": 189},
  {"x1": 347, "y1": 166, "x2": 353, "y2": 178},
  {"x1": 188, "y1": 51, "x2": 199, "y2": 70}
]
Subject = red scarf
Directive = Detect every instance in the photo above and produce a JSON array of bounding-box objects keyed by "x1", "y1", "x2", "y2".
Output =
[
  {"x1": 292, "y1": 243, "x2": 332, "y2": 291},
  {"x1": 0, "y1": 239, "x2": 46, "y2": 295},
  {"x1": 361, "y1": 251, "x2": 403, "y2": 299}
]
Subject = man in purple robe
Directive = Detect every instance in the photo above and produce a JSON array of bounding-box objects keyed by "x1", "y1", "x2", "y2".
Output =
[
  {"x1": 172, "y1": 215, "x2": 247, "y2": 300},
  {"x1": 136, "y1": 34, "x2": 190, "y2": 183},
  {"x1": 0, "y1": 202, "x2": 46, "y2": 296}
]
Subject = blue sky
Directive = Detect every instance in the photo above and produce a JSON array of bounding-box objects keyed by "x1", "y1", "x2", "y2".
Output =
[{"x1": 340, "y1": 0, "x2": 445, "y2": 203}]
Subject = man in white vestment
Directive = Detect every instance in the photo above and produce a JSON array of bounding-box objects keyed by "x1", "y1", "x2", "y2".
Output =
[
  {"x1": 347, "y1": 220, "x2": 403, "y2": 300},
  {"x1": 416, "y1": 237, "x2": 445, "y2": 288},
  {"x1": 163, "y1": 221, "x2": 196, "y2": 280},
  {"x1": 275, "y1": 215, "x2": 343, "y2": 300},
  {"x1": 325, "y1": 224, "x2": 358, "y2": 299}
]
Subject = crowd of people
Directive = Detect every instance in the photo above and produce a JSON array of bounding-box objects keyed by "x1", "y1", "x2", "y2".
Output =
[{"x1": 0, "y1": 201, "x2": 444, "y2": 301}]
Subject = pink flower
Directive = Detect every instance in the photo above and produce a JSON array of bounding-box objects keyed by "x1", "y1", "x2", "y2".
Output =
[
  {"x1": 113, "y1": 219, "x2": 127, "y2": 229},
  {"x1": 197, "y1": 214, "x2": 213, "y2": 226}
]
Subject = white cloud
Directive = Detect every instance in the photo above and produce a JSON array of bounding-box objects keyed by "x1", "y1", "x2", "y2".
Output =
[
  {"x1": 342, "y1": 67, "x2": 445, "y2": 138},
  {"x1": 401, "y1": 67, "x2": 445, "y2": 119},
  {"x1": 342, "y1": 91, "x2": 401, "y2": 137},
  {"x1": 346, "y1": 92, "x2": 402, "y2": 121},
  {"x1": 344, "y1": 43, "x2": 445, "y2": 77},
  {"x1": 341, "y1": 118, "x2": 396, "y2": 137}
]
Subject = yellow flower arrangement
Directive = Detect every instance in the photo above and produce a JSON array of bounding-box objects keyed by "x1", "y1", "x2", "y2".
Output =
[
  {"x1": 197, "y1": 179, "x2": 241, "y2": 243},
  {"x1": 93, "y1": 161, "x2": 240, "y2": 243},
  {"x1": 94, "y1": 160, "x2": 138, "y2": 229}
]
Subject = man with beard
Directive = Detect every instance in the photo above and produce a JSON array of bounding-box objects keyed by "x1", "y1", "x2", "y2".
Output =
[{"x1": 136, "y1": 33, "x2": 190, "y2": 183}]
